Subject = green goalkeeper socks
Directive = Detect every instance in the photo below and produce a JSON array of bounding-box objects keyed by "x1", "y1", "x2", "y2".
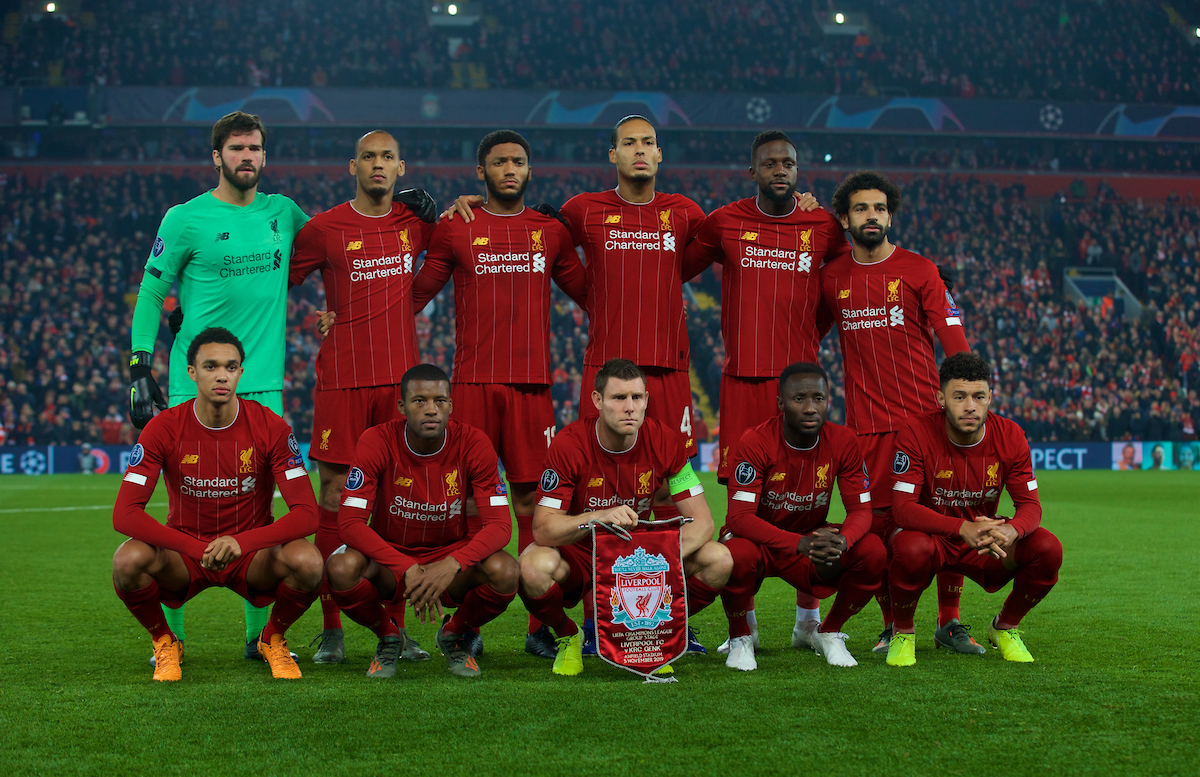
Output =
[
  {"x1": 245, "y1": 601, "x2": 270, "y2": 643},
  {"x1": 160, "y1": 602, "x2": 269, "y2": 643},
  {"x1": 162, "y1": 603, "x2": 186, "y2": 642}
]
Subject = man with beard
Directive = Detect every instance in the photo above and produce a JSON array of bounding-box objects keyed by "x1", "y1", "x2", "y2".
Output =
[
  {"x1": 414, "y1": 130, "x2": 587, "y2": 658},
  {"x1": 683, "y1": 130, "x2": 850, "y2": 655},
  {"x1": 287, "y1": 130, "x2": 439, "y2": 664},
  {"x1": 129, "y1": 110, "x2": 309, "y2": 660},
  {"x1": 818, "y1": 171, "x2": 973, "y2": 656}
]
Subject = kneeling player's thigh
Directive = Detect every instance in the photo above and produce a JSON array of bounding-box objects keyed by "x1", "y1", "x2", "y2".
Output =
[
  {"x1": 496, "y1": 385, "x2": 556, "y2": 483},
  {"x1": 112, "y1": 539, "x2": 190, "y2": 590},
  {"x1": 770, "y1": 549, "x2": 821, "y2": 592},
  {"x1": 325, "y1": 544, "x2": 372, "y2": 587}
]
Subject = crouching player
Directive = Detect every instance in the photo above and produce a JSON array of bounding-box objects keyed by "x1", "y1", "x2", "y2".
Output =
[
  {"x1": 720, "y1": 363, "x2": 885, "y2": 670},
  {"x1": 327, "y1": 364, "x2": 517, "y2": 679},
  {"x1": 519, "y1": 359, "x2": 732, "y2": 676},
  {"x1": 112, "y1": 328, "x2": 322, "y2": 681},
  {"x1": 886, "y1": 352, "x2": 1063, "y2": 666}
]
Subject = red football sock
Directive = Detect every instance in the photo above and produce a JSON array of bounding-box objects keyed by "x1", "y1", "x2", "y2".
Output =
[
  {"x1": 720, "y1": 579, "x2": 755, "y2": 638},
  {"x1": 384, "y1": 601, "x2": 407, "y2": 629},
  {"x1": 795, "y1": 590, "x2": 820, "y2": 609},
  {"x1": 686, "y1": 577, "x2": 720, "y2": 616},
  {"x1": 821, "y1": 534, "x2": 886, "y2": 632},
  {"x1": 331, "y1": 579, "x2": 400, "y2": 638},
  {"x1": 446, "y1": 583, "x2": 516, "y2": 634},
  {"x1": 263, "y1": 584, "x2": 319, "y2": 641},
  {"x1": 114, "y1": 580, "x2": 174, "y2": 642},
  {"x1": 936, "y1": 571, "x2": 964, "y2": 627},
  {"x1": 876, "y1": 568, "x2": 894, "y2": 626},
  {"x1": 313, "y1": 511, "x2": 345, "y2": 630},
  {"x1": 519, "y1": 582, "x2": 578, "y2": 637},
  {"x1": 997, "y1": 528, "x2": 1063, "y2": 627},
  {"x1": 888, "y1": 531, "x2": 939, "y2": 631},
  {"x1": 581, "y1": 584, "x2": 595, "y2": 621},
  {"x1": 516, "y1": 512, "x2": 543, "y2": 634}
]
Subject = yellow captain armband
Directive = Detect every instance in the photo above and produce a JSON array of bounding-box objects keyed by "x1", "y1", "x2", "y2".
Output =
[{"x1": 667, "y1": 462, "x2": 703, "y2": 499}]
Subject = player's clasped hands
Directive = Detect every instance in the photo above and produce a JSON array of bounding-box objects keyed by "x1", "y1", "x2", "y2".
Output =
[
  {"x1": 797, "y1": 526, "x2": 846, "y2": 566},
  {"x1": 959, "y1": 518, "x2": 1013, "y2": 559},
  {"x1": 405, "y1": 557, "x2": 462, "y2": 624},
  {"x1": 201, "y1": 536, "x2": 242, "y2": 571}
]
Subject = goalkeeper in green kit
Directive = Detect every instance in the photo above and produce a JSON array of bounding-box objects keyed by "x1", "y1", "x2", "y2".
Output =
[{"x1": 128, "y1": 111, "x2": 309, "y2": 662}]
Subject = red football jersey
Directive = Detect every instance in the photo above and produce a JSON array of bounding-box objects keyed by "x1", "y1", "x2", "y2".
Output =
[
  {"x1": 112, "y1": 399, "x2": 317, "y2": 559},
  {"x1": 536, "y1": 417, "x2": 697, "y2": 547},
  {"x1": 415, "y1": 207, "x2": 585, "y2": 384},
  {"x1": 819, "y1": 246, "x2": 970, "y2": 434},
  {"x1": 559, "y1": 190, "x2": 706, "y2": 370},
  {"x1": 338, "y1": 419, "x2": 511, "y2": 572},
  {"x1": 289, "y1": 201, "x2": 434, "y2": 390},
  {"x1": 725, "y1": 416, "x2": 873, "y2": 552},
  {"x1": 891, "y1": 410, "x2": 1042, "y2": 539},
  {"x1": 685, "y1": 199, "x2": 848, "y2": 377}
]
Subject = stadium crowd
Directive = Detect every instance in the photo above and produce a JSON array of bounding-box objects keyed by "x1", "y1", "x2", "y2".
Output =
[
  {"x1": 2, "y1": 0, "x2": 1197, "y2": 103},
  {"x1": 0, "y1": 165, "x2": 1196, "y2": 448}
]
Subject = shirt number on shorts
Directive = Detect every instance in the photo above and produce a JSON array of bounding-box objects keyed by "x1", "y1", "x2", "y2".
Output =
[
  {"x1": 543, "y1": 425, "x2": 556, "y2": 447},
  {"x1": 680, "y1": 407, "x2": 693, "y2": 437}
]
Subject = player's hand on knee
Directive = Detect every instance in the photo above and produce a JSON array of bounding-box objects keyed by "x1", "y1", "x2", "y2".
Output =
[
  {"x1": 441, "y1": 194, "x2": 484, "y2": 222},
  {"x1": 315, "y1": 310, "x2": 336, "y2": 338}
]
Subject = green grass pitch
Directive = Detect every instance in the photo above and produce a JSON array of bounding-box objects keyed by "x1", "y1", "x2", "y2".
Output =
[{"x1": 0, "y1": 470, "x2": 1195, "y2": 775}]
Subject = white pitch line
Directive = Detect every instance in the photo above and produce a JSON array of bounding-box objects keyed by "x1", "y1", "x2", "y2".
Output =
[{"x1": 0, "y1": 502, "x2": 166, "y2": 514}]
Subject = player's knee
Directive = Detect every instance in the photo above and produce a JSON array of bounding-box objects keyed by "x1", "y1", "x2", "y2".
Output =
[
  {"x1": 286, "y1": 540, "x2": 325, "y2": 591},
  {"x1": 890, "y1": 530, "x2": 934, "y2": 573},
  {"x1": 1020, "y1": 528, "x2": 1064, "y2": 571},
  {"x1": 325, "y1": 549, "x2": 364, "y2": 590},
  {"x1": 852, "y1": 533, "x2": 888, "y2": 573},
  {"x1": 692, "y1": 540, "x2": 733, "y2": 588},
  {"x1": 519, "y1": 546, "x2": 559, "y2": 594},
  {"x1": 112, "y1": 540, "x2": 155, "y2": 587},
  {"x1": 482, "y1": 551, "x2": 520, "y2": 594}
]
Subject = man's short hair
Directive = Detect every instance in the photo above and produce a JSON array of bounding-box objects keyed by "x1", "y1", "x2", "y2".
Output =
[
  {"x1": 831, "y1": 170, "x2": 902, "y2": 218},
  {"x1": 355, "y1": 129, "x2": 398, "y2": 157},
  {"x1": 778, "y1": 362, "x2": 828, "y2": 395},
  {"x1": 477, "y1": 130, "x2": 530, "y2": 167},
  {"x1": 400, "y1": 363, "x2": 451, "y2": 399},
  {"x1": 751, "y1": 130, "x2": 794, "y2": 165},
  {"x1": 611, "y1": 114, "x2": 654, "y2": 148},
  {"x1": 187, "y1": 327, "x2": 246, "y2": 366},
  {"x1": 939, "y1": 352, "x2": 991, "y2": 388},
  {"x1": 212, "y1": 111, "x2": 266, "y2": 152},
  {"x1": 594, "y1": 359, "x2": 645, "y2": 395}
]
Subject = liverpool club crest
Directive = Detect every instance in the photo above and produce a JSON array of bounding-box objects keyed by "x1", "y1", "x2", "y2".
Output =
[{"x1": 611, "y1": 547, "x2": 673, "y2": 630}]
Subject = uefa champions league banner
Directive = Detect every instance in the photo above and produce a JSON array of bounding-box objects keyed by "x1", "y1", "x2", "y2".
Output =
[
  {"x1": 591, "y1": 518, "x2": 689, "y2": 683},
  {"x1": 9, "y1": 87, "x2": 1200, "y2": 140}
]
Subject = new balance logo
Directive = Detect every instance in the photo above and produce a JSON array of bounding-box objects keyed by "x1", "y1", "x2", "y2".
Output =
[
  {"x1": 346, "y1": 240, "x2": 363, "y2": 251},
  {"x1": 605, "y1": 215, "x2": 621, "y2": 224},
  {"x1": 769, "y1": 471, "x2": 786, "y2": 481},
  {"x1": 740, "y1": 231, "x2": 758, "y2": 241},
  {"x1": 214, "y1": 232, "x2": 230, "y2": 242},
  {"x1": 935, "y1": 470, "x2": 953, "y2": 479},
  {"x1": 181, "y1": 454, "x2": 199, "y2": 464},
  {"x1": 889, "y1": 306, "x2": 905, "y2": 327},
  {"x1": 838, "y1": 289, "x2": 851, "y2": 299},
  {"x1": 472, "y1": 237, "x2": 489, "y2": 246}
]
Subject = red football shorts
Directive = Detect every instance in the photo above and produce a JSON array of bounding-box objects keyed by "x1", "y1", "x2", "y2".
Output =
[
  {"x1": 578, "y1": 364, "x2": 696, "y2": 456},
  {"x1": 718, "y1": 374, "x2": 778, "y2": 481},
  {"x1": 858, "y1": 430, "x2": 898, "y2": 533},
  {"x1": 724, "y1": 532, "x2": 842, "y2": 600},
  {"x1": 310, "y1": 384, "x2": 405, "y2": 466},
  {"x1": 451, "y1": 382, "x2": 554, "y2": 484},
  {"x1": 161, "y1": 550, "x2": 271, "y2": 609}
]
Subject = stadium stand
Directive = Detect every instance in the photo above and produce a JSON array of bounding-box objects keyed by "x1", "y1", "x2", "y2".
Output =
[{"x1": 2, "y1": 1, "x2": 1197, "y2": 102}]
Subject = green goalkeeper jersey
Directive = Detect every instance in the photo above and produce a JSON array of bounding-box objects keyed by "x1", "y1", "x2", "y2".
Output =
[{"x1": 131, "y1": 190, "x2": 309, "y2": 399}]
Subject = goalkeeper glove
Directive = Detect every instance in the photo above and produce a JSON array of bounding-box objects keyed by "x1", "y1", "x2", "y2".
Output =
[
  {"x1": 129, "y1": 351, "x2": 167, "y2": 428},
  {"x1": 532, "y1": 203, "x2": 570, "y2": 229},
  {"x1": 394, "y1": 188, "x2": 437, "y2": 223},
  {"x1": 168, "y1": 306, "x2": 184, "y2": 336},
  {"x1": 937, "y1": 264, "x2": 955, "y2": 292}
]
